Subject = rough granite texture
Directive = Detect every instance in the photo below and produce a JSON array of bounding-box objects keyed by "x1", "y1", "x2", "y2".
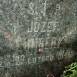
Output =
[{"x1": 0, "y1": 0, "x2": 77, "y2": 77}]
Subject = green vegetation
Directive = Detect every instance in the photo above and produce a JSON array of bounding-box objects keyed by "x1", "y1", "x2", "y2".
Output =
[{"x1": 61, "y1": 62, "x2": 77, "y2": 77}]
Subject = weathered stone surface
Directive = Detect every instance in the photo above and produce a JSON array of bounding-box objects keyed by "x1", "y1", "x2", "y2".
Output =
[{"x1": 0, "y1": 0, "x2": 77, "y2": 77}]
